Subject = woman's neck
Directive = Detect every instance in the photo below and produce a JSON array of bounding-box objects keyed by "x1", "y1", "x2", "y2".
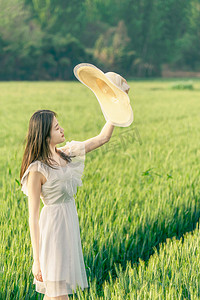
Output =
[{"x1": 49, "y1": 144, "x2": 57, "y2": 156}]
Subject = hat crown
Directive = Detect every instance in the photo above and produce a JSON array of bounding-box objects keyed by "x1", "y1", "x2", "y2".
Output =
[
  {"x1": 105, "y1": 72, "x2": 130, "y2": 93},
  {"x1": 73, "y1": 63, "x2": 133, "y2": 127}
]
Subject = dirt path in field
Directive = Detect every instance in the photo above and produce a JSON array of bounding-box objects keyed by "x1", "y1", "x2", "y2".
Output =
[{"x1": 162, "y1": 67, "x2": 200, "y2": 78}]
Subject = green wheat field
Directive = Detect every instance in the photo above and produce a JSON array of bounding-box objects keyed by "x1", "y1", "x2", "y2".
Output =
[{"x1": 1, "y1": 79, "x2": 200, "y2": 299}]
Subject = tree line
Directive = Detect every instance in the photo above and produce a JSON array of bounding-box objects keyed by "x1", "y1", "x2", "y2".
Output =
[{"x1": 0, "y1": 0, "x2": 199, "y2": 80}]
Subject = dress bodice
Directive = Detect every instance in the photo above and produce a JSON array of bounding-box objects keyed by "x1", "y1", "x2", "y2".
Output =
[{"x1": 21, "y1": 140, "x2": 85, "y2": 205}]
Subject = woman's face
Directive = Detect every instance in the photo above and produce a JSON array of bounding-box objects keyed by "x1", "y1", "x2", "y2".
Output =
[{"x1": 49, "y1": 116, "x2": 65, "y2": 146}]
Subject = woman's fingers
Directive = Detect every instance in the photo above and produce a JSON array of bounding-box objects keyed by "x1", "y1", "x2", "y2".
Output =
[
  {"x1": 35, "y1": 275, "x2": 43, "y2": 282},
  {"x1": 121, "y1": 76, "x2": 128, "y2": 84},
  {"x1": 32, "y1": 261, "x2": 43, "y2": 282},
  {"x1": 35, "y1": 271, "x2": 43, "y2": 282}
]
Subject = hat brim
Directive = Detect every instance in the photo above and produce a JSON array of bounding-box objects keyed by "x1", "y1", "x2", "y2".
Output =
[{"x1": 73, "y1": 63, "x2": 133, "y2": 127}]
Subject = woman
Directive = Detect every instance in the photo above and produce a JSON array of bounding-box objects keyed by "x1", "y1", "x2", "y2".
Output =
[{"x1": 20, "y1": 109, "x2": 115, "y2": 300}]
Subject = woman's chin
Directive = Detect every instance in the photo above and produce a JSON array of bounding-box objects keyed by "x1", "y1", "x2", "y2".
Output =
[{"x1": 58, "y1": 137, "x2": 65, "y2": 144}]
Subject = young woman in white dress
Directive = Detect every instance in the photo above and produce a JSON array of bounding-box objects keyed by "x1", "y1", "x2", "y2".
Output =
[{"x1": 20, "y1": 109, "x2": 115, "y2": 300}]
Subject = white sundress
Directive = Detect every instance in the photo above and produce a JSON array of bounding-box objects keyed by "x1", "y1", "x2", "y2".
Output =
[{"x1": 21, "y1": 140, "x2": 89, "y2": 297}]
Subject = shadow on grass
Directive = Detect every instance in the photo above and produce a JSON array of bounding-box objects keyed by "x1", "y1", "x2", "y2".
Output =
[{"x1": 81, "y1": 189, "x2": 200, "y2": 298}]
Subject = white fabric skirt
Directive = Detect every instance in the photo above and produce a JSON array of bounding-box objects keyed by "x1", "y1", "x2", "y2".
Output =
[{"x1": 33, "y1": 200, "x2": 89, "y2": 297}]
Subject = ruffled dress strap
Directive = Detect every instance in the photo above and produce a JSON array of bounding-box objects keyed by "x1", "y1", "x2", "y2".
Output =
[
  {"x1": 59, "y1": 140, "x2": 86, "y2": 194},
  {"x1": 59, "y1": 140, "x2": 85, "y2": 162},
  {"x1": 67, "y1": 140, "x2": 85, "y2": 160},
  {"x1": 21, "y1": 161, "x2": 49, "y2": 197}
]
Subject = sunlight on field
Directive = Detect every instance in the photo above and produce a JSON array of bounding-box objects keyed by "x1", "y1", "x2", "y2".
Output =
[{"x1": 1, "y1": 79, "x2": 200, "y2": 299}]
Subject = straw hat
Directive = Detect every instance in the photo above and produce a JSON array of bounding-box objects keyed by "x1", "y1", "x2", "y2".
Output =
[{"x1": 73, "y1": 63, "x2": 134, "y2": 127}]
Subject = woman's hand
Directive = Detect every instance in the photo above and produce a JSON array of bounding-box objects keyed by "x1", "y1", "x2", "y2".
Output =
[
  {"x1": 121, "y1": 76, "x2": 130, "y2": 94},
  {"x1": 32, "y1": 260, "x2": 43, "y2": 282}
]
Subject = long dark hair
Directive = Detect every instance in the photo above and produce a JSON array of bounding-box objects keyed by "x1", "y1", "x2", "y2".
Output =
[{"x1": 20, "y1": 109, "x2": 71, "y2": 184}]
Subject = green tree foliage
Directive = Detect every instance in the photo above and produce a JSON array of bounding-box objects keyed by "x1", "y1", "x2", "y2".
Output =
[
  {"x1": 0, "y1": 0, "x2": 199, "y2": 79},
  {"x1": 0, "y1": 0, "x2": 43, "y2": 79},
  {"x1": 172, "y1": 0, "x2": 200, "y2": 70},
  {"x1": 94, "y1": 20, "x2": 136, "y2": 76},
  {"x1": 24, "y1": 0, "x2": 87, "y2": 38},
  {"x1": 39, "y1": 33, "x2": 93, "y2": 80}
]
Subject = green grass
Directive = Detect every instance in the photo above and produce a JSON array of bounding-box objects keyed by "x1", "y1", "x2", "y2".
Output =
[
  {"x1": 170, "y1": 81, "x2": 194, "y2": 90},
  {"x1": 1, "y1": 80, "x2": 200, "y2": 299}
]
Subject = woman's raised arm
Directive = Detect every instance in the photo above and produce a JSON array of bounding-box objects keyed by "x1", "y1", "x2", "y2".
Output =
[
  {"x1": 58, "y1": 120, "x2": 115, "y2": 155},
  {"x1": 83, "y1": 120, "x2": 115, "y2": 154}
]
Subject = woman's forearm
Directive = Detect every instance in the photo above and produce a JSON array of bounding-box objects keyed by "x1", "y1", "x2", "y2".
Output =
[
  {"x1": 29, "y1": 218, "x2": 40, "y2": 262},
  {"x1": 99, "y1": 120, "x2": 115, "y2": 141}
]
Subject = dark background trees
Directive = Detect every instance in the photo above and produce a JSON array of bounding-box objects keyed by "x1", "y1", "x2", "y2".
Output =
[{"x1": 0, "y1": 0, "x2": 199, "y2": 80}]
